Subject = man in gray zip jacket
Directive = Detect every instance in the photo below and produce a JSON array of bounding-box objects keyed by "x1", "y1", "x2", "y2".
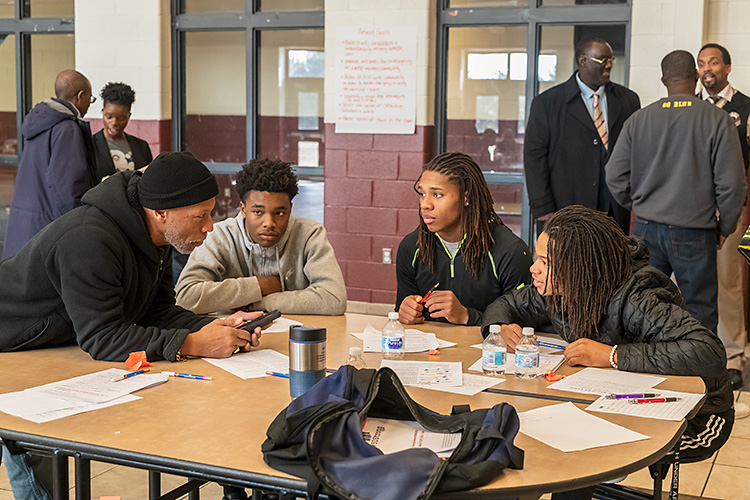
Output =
[
  {"x1": 176, "y1": 158, "x2": 347, "y2": 316},
  {"x1": 606, "y1": 50, "x2": 746, "y2": 334}
]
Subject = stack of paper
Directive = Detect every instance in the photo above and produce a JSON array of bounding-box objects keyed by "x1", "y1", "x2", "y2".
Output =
[
  {"x1": 0, "y1": 368, "x2": 168, "y2": 423},
  {"x1": 378, "y1": 359, "x2": 503, "y2": 396},
  {"x1": 352, "y1": 324, "x2": 457, "y2": 353}
]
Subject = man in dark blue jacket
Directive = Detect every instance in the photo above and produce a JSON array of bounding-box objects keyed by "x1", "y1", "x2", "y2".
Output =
[{"x1": 2, "y1": 69, "x2": 97, "y2": 259}]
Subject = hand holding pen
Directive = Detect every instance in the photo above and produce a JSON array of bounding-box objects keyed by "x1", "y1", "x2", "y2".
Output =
[
  {"x1": 417, "y1": 282, "x2": 440, "y2": 305},
  {"x1": 397, "y1": 285, "x2": 438, "y2": 325}
]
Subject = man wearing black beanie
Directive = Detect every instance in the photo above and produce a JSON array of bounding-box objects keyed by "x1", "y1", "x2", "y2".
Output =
[{"x1": 0, "y1": 151, "x2": 267, "y2": 498}]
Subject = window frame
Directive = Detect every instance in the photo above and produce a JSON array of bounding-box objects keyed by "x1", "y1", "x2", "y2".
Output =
[
  {"x1": 435, "y1": 0, "x2": 632, "y2": 244},
  {"x1": 171, "y1": 0, "x2": 324, "y2": 177},
  {"x1": 0, "y1": 1, "x2": 75, "y2": 166}
]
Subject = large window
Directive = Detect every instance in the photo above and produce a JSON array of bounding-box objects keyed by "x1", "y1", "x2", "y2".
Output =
[
  {"x1": 173, "y1": 3, "x2": 324, "y2": 222},
  {"x1": 437, "y1": 2, "x2": 631, "y2": 243},
  {"x1": 0, "y1": 3, "x2": 75, "y2": 254}
]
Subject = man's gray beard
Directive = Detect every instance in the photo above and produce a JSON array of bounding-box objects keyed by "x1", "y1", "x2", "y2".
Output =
[{"x1": 163, "y1": 220, "x2": 197, "y2": 254}]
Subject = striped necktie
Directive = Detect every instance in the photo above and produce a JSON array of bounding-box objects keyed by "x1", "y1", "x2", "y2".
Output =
[{"x1": 593, "y1": 93, "x2": 608, "y2": 150}]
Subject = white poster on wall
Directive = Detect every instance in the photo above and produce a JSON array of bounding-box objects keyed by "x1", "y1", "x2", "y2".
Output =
[{"x1": 335, "y1": 26, "x2": 417, "y2": 134}]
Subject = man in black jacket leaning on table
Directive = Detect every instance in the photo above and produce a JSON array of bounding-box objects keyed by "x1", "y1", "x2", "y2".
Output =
[{"x1": 0, "y1": 151, "x2": 263, "y2": 500}]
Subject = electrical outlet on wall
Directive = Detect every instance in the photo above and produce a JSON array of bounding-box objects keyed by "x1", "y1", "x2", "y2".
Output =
[{"x1": 382, "y1": 248, "x2": 392, "y2": 265}]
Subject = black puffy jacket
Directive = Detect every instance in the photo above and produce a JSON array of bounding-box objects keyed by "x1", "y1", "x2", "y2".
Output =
[{"x1": 481, "y1": 238, "x2": 732, "y2": 415}]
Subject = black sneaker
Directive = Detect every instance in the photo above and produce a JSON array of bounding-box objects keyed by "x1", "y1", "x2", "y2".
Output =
[{"x1": 728, "y1": 368, "x2": 744, "y2": 390}]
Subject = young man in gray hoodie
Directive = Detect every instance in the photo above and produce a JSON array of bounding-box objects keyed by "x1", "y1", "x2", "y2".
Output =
[{"x1": 176, "y1": 158, "x2": 347, "y2": 316}]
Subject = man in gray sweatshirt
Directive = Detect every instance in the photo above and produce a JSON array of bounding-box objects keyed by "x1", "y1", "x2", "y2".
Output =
[
  {"x1": 606, "y1": 50, "x2": 746, "y2": 334},
  {"x1": 176, "y1": 158, "x2": 347, "y2": 316}
]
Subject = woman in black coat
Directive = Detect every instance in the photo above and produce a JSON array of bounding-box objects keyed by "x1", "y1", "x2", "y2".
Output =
[
  {"x1": 92, "y1": 82, "x2": 152, "y2": 183},
  {"x1": 482, "y1": 205, "x2": 734, "y2": 500}
]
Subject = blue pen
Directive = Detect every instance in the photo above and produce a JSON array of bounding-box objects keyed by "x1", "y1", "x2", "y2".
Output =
[
  {"x1": 606, "y1": 393, "x2": 659, "y2": 400},
  {"x1": 537, "y1": 341, "x2": 565, "y2": 350},
  {"x1": 266, "y1": 371, "x2": 290, "y2": 379},
  {"x1": 112, "y1": 368, "x2": 149, "y2": 382}
]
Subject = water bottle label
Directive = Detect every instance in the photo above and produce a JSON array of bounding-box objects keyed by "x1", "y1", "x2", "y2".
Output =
[
  {"x1": 482, "y1": 350, "x2": 505, "y2": 366},
  {"x1": 382, "y1": 336, "x2": 404, "y2": 351},
  {"x1": 515, "y1": 352, "x2": 540, "y2": 369}
]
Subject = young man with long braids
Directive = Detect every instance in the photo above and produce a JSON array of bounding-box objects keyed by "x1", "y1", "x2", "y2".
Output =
[
  {"x1": 396, "y1": 152, "x2": 532, "y2": 326},
  {"x1": 482, "y1": 205, "x2": 734, "y2": 500}
]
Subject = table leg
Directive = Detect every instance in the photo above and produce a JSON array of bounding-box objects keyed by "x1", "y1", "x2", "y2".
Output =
[
  {"x1": 150, "y1": 471, "x2": 162, "y2": 500},
  {"x1": 51, "y1": 452, "x2": 68, "y2": 500},
  {"x1": 74, "y1": 455, "x2": 91, "y2": 500}
]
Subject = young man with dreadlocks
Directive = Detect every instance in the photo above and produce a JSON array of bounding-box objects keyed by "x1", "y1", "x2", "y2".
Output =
[
  {"x1": 396, "y1": 151, "x2": 532, "y2": 326},
  {"x1": 482, "y1": 205, "x2": 734, "y2": 500},
  {"x1": 175, "y1": 158, "x2": 347, "y2": 316},
  {"x1": 92, "y1": 82, "x2": 153, "y2": 183}
]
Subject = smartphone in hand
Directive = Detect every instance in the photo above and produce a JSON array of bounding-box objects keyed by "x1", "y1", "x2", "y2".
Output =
[{"x1": 239, "y1": 310, "x2": 281, "y2": 333}]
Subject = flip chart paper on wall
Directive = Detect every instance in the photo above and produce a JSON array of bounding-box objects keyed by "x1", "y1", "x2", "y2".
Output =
[{"x1": 335, "y1": 26, "x2": 417, "y2": 134}]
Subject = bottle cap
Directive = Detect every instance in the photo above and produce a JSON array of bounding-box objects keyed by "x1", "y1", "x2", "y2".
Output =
[
  {"x1": 388, "y1": 312, "x2": 399, "y2": 320},
  {"x1": 349, "y1": 346, "x2": 363, "y2": 356},
  {"x1": 489, "y1": 324, "x2": 501, "y2": 333},
  {"x1": 522, "y1": 327, "x2": 534, "y2": 336}
]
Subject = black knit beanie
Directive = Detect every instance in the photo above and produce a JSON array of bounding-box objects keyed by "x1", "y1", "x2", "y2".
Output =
[{"x1": 136, "y1": 151, "x2": 218, "y2": 210}]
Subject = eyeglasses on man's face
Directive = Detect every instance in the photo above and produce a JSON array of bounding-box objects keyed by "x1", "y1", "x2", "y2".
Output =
[
  {"x1": 588, "y1": 56, "x2": 616, "y2": 66},
  {"x1": 89, "y1": 95, "x2": 97, "y2": 104}
]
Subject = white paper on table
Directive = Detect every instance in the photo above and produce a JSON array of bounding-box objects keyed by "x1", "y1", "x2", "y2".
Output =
[
  {"x1": 467, "y1": 354, "x2": 565, "y2": 374},
  {"x1": 417, "y1": 373, "x2": 504, "y2": 396},
  {"x1": 0, "y1": 379, "x2": 144, "y2": 423},
  {"x1": 547, "y1": 367, "x2": 666, "y2": 396},
  {"x1": 362, "y1": 417, "x2": 461, "y2": 457},
  {"x1": 587, "y1": 390, "x2": 704, "y2": 421},
  {"x1": 203, "y1": 349, "x2": 289, "y2": 379},
  {"x1": 518, "y1": 402, "x2": 650, "y2": 452},
  {"x1": 263, "y1": 316, "x2": 303, "y2": 333},
  {"x1": 29, "y1": 369, "x2": 168, "y2": 404},
  {"x1": 380, "y1": 360, "x2": 462, "y2": 387},
  {"x1": 352, "y1": 324, "x2": 440, "y2": 353}
]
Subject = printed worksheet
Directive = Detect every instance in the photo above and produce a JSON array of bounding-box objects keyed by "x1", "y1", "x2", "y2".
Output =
[
  {"x1": 547, "y1": 367, "x2": 666, "y2": 396},
  {"x1": 31, "y1": 369, "x2": 168, "y2": 404},
  {"x1": 518, "y1": 402, "x2": 650, "y2": 452},
  {"x1": 203, "y1": 349, "x2": 289, "y2": 379},
  {"x1": 362, "y1": 417, "x2": 461, "y2": 457},
  {"x1": 587, "y1": 390, "x2": 704, "y2": 421},
  {"x1": 380, "y1": 360, "x2": 462, "y2": 387}
]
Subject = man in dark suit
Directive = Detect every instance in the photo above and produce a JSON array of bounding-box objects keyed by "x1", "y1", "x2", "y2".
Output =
[
  {"x1": 92, "y1": 82, "x2": 153, "y2": 183},
  {"x1": 524, "y1": 37, "x2": 640, "y2": 234}
]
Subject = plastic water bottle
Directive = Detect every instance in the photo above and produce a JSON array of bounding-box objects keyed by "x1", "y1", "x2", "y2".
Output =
[
  {"x1": 382, "y1": 312, "x2": 405, "y2": 359},
  {"x1": 482, "y1": 325, "x2": 506, "y2": 376},
  {"x1": 345, "y1": 346, "x2": 367, "y2": 369},
  {"x1": 515, "y1": 327, "x2": 540, "y2": 379}
]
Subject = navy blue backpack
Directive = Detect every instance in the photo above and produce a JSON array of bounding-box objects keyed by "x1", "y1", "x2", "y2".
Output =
[{"x1": 261, "y1": 365, "x2": 524, "y2": 500}]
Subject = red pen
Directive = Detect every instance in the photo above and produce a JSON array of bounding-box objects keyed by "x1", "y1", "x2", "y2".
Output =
[
  {"x1": 629, "y1": 397, "x2": 682, "y2": 404},
  {"x1": 418, "y1": 282, "x2": 440, "y2": 305}
]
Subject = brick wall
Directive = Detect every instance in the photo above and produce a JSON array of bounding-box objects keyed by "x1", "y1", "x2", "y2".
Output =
[{"x1": 324, "y1": 123, "x2": 433, "y2": 305}]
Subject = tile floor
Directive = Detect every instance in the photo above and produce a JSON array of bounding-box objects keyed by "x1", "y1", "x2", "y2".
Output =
[{"x1": 1, "y1": 349, "x2": 748, "y2": 500}]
